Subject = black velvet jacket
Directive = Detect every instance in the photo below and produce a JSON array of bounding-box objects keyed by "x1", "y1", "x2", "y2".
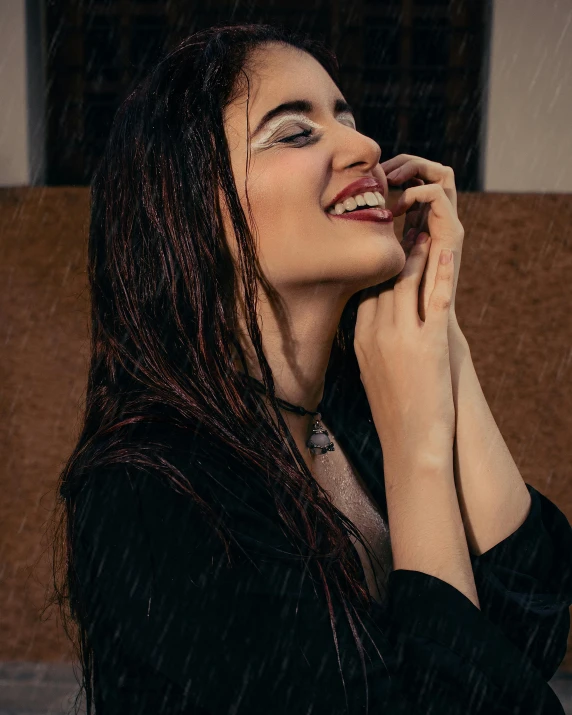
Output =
[{"x1": 69, "y1": 388, "x2": 572, "y2": 714}]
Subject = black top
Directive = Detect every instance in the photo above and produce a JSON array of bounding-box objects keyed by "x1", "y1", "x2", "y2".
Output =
[{"x1": 70, "y1": 394, "x2": 572, "y2": 715}]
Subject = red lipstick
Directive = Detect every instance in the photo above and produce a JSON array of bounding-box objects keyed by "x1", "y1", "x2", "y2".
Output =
[{"x1": 329, "y1": 207, "x2": 393, "y2": 223}]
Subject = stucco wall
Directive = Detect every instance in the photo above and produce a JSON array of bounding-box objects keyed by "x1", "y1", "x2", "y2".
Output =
[{"x1": 0, "y1": 187, "x2": 571, "y2": 669}]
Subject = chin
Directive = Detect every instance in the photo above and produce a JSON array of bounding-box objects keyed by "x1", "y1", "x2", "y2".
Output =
[
  {"x1": 349, "y1": 249, "x2": 405, "y2": 294},
  {"x1": 375, "y1": 235, "x2": 407, "y2": 283}
]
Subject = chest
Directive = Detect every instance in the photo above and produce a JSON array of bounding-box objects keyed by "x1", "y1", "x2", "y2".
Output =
[{"x1": 310, "y1": 440, "x2": 393, "y2": 604}]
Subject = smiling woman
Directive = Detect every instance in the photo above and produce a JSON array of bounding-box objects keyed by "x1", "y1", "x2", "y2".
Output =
[{"x1": 51, "y1": 21, "x2": 572, "y2": 715}]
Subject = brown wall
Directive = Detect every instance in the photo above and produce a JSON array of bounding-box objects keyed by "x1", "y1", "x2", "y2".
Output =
[{"x1": 1, "y1": 187, "x2": 571, "y2": 669}]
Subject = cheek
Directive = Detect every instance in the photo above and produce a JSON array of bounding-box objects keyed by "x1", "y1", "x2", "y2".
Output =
[{"x1": 250, "y1": 152, "x2": 323, "y2": 219}]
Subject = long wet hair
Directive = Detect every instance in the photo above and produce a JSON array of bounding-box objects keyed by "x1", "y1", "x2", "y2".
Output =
[{"x1": 51, "y1": 22, "x2": 387, "y2": 715}]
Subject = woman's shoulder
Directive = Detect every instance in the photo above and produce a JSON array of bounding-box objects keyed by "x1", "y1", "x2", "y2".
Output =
[
  {"x1": 70, "y1": 419, "x2": 297, "y2": 565},
  {"x1": 69, "y1": 419, "x2": 235, "y2": 497}
]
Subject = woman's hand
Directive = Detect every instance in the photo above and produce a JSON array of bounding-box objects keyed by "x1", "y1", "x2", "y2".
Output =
[
  {"x1": 381, "y1": 155, "x2": 464, "y2": 323},
  {"x1": 354, "y1": 233, "x2": 457, "y2": 464}
]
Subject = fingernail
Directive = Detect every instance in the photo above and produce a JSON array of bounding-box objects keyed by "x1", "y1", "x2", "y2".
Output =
[
  {"x1": 440, "y1": 248, "x2": 452, "y2": 264},
  {"x1": 416, "y1": 232, "x2": 429, "y2": 244},
  {"x1": 387, "y1": 170, "x2": 399, "y2": 180},
  {"x1": 405, "y1": 228, "x2": 417, "y2": 242}
]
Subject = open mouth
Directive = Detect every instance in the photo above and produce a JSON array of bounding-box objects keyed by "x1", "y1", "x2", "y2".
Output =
[
  {"x1": 325, "y1": 194, "x2": 392, "y2": 223},
  {"x1": 326, "y1": 191, "x2": 384, "y2": 212}
]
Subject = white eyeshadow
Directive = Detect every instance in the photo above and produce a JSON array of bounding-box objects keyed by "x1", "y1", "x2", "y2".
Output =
[{"x1": 253, "y1": 114, "x2": 323, "y2": 145}]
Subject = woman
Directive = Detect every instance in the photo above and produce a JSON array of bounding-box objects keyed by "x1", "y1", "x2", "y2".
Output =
[{"x1": 53, "y1": 22, "x2": 572, "y2": 714}]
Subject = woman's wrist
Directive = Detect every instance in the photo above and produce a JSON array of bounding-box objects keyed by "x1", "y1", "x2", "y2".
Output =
[
  {"x1": 448, "y1": 314, "x2": 471, "y2": 358},
  {"x1": 381, "y1": 435, "x2": 454, "y2": 483}
]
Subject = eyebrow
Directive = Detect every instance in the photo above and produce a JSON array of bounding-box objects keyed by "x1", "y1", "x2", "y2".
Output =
[{"x1": 251, "y1": 98, "x2": 354, "y2": 138}]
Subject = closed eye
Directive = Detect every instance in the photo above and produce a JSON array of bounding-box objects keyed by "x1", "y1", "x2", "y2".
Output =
[
  {"x1": 277, "y1": 119, "x2": 357, "y2": 145},
  {"x1": 278, "y1": 128, "x2": 314, "y2": 144}
]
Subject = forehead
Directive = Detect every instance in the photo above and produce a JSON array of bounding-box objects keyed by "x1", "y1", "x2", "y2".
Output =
[
  {"x1": 247, "y1": 43, "x2": 333, "y2": 90},
  {"x1": 226, "y1": 43, "x2": 338, "y2": 127}
]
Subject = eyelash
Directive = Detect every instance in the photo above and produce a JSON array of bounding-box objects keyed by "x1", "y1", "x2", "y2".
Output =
[
  {"x1": 278, "y1": 128, "x2": 314, "y2": 144},
  {"x1": 277, "y1": 121, "x2": 356, "y2": 145}
]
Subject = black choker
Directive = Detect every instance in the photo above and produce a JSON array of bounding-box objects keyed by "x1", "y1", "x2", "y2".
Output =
[{"x1": 237, "y1": 371, "x2": 335, "y2": 456}]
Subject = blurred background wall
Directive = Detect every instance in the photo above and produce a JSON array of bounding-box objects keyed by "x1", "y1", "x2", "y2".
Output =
[
  {"x1": 0, "y1": 0, "x2": 571, "y2": 701},
  {"x1": 0, "y1": 0, "x2": 44, "y2": 186},
  {"x1": 483, "y1": 0, "x2": 572, "y2": 191}
]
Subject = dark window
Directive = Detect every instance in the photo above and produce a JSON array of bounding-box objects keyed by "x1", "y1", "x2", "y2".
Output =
[
  {"x1": 84, "y1": 14, "x2": 121, "y2": 83},
  {"x1": 45, "y1": 0, "x2": 488, "y2": 188}
]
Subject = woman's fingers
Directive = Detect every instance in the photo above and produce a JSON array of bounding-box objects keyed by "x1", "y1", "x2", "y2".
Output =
[
  {"x1": 380, "y1": 155, "x2": 464, "y2": 324},
  {"x1": 392, "y1": 184, "x2": 463, "y2": 323},
  {"x1": 380, "y1": 154, "x2": 418, "y2": 175},
  {"x1": 403, "y1": 177, "x2": 425, "y2": 191},
  {"x1": 426, "y1": 247, "x2": 455, "y2": 335},
  {"x1": 355, "y1": 282, "x2": 395, "y2": 339},
  {"x1": 392, "y1": 232, "x2": 432, "y2": 328},
  {"x1": 392, "y1": 184, "x2": 461, "y2": 231},
  {"x1": 384, "y1": 157, "x2": 455, "y2": 186},
  {"x1": 360, "y1": 231, "x2": 434, "y2": 338},
  {"x1": 393, "y1": 188, "x2": 463, "y2": 245},
  {"x1": 402, "y1": 180, "x2": 430, "y2": 244},
  {"x1": 382, "y1": 155, "x2": 457, "y2": 211}
]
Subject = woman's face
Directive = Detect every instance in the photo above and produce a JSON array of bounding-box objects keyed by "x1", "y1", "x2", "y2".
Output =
[{"x1": 221, "y1": 42, "x2": 406, "y2": 298}]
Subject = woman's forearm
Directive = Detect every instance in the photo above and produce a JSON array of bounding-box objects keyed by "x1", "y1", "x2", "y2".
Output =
[
  {"x1": 384, "y1": 449, "x2": 481, "y2": 610},
  {"x1": 448, "y1": 324, "x2": 532, "y2": 556}
]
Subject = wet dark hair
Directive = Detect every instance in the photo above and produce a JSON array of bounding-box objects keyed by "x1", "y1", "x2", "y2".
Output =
[{"x1": 51, "y1": 21, "x2": 387, "y2": 715}]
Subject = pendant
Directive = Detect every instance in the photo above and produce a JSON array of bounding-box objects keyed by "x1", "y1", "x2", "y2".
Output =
[{"x1": 306, "y1": 413, "x2": 335, "y2": 455}]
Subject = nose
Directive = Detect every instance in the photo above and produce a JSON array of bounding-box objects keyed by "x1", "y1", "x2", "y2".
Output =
[
  {"x1": 330, "y1": 124, "x2": 386, "y2": 194},
  {"x1": 333, "y1": 124, "x2": 387, "y2": 185},
  {"x1": 331, "y1": 124, "x2": 382, "y2": 173}
]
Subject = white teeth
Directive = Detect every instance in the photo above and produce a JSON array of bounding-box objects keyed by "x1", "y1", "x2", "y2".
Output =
[{"x1": 328, "y1": 191, "x2": 386, "y2": 215}]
